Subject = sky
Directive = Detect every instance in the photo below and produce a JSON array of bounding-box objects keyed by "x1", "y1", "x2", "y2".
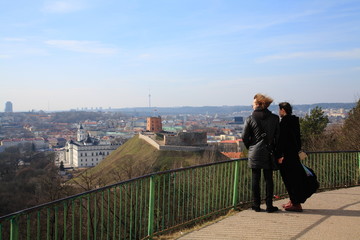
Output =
[{"x1": 1, "y1": 0, "x2": 360, "y2": 112}]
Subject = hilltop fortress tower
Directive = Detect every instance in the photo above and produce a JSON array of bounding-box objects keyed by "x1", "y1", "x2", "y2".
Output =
[{"x1": 146, "y1": 116, "x2": 162, "y2": 132}]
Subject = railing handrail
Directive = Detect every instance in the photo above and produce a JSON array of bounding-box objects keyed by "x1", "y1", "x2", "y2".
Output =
[
  {"x1": 0, "y1": 158, "x2": 246, "y2": 220},
  {"x1": 305, "y1": 150, "x2": 360, "y2": 154}
]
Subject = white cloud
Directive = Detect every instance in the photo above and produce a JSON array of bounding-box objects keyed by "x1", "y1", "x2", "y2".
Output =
[
  {"x1": 138, "y1": 54, "x2": 152, "y2": 59},
  {"x1": 45, "y1": 40, "x2": 118, "y2": 55},
  {"x1": 0, "y1": 55, "x2": 11, "y2": 59},
  {"x1": 252, "y1": 10, "x2": 321, "y2": 30},
  {"x1": 42, "y1": 1, "x2": 86, "y2": 13},
  {"x1": 196, "y1": 9, "x2": 321, "y2": 39},
  {"x1": 3, "y1": 38, "x2": 27, "y2": 42},
  {"x1": 257, "y1": 48, "x2": 360, "y2": 62}
]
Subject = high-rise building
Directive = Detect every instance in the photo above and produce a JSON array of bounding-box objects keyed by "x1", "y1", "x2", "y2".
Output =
[{"x1": 5, "y1": 101, "x2": 13, "y2": 113}]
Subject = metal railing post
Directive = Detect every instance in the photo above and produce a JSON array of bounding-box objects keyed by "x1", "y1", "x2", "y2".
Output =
[
  {"x1": 358, "y1": 153, "x2": 360, "y2": 184},
  {"x1": 147, "y1": 175, "x2": 155, "y2": 238},
  {"x1": 232, "y1": 160, "x2": 240, "y2": 208},
  {"x1": 10, "y1": 218, "x2": 18, "y2": 240}
]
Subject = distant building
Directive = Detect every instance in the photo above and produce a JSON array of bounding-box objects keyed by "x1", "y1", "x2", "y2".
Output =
[
  {"x1": 5, "y1": 101, "x2": 13, "y2": 113},
  {"x1": 216, "y1": 139, "x2": 243, "y2": 152},
  {"x1": 221, "y1": 152, "x2": 243, "y2": 159},
  {"x1": 146, "y1": 116, "x2": 162, "y2": 132},
  {"x1": 1, "y1": 138, "x2": 47, "y2": 149},
  {"x1": 139, "y1": 131, "x2": 209, "y2": 151},
  {"x1": 228, "y1": 116, "x2": 244, "y2": 125},
  {"x1": 163, "y1": 132, "x2": 207, "y2": 146},
  {"x1": 234, "y1": 116, "x2": 244, "y2": 124},
  {"x1": 63, "y1": 125, "x2": 121, "y2": 168}
]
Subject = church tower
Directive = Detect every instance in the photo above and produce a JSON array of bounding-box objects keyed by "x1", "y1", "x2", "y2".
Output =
[{"x1": 77, "y1": 124, "x2": 86, "y2": 142}]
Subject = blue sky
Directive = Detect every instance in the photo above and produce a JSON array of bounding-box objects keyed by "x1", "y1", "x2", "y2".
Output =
[{"x1": 1, "y1": 0, "x2": 359, "y2": 112}]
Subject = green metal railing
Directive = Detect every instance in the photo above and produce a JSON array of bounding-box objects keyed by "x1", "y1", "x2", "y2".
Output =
[{"x1": 0, "y1": 151, "x2": 359, "y2": 239}]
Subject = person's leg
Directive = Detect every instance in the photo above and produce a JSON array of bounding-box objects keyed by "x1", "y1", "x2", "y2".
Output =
[
  {"x1": 285, "y1": 160, "x2": 306, "y2": 205},
  {"x1": 264, "y1": 169, "x2": 278, "y2": 212},
  {"x1": 284, "y1": 162, "x2": 305, "y2": 212},
  {"x1": 251, "y1": 168, "x2": 261, "y2": 211},
  {"x1": 280, "y1": 163, "x2": 293, "y2": 208},
  {"x1": 279, "y1": 164, "x2": 291, "y2": 194},
  {"x1": 263, "y1": 169, "x2": 273, "y2": 207}
]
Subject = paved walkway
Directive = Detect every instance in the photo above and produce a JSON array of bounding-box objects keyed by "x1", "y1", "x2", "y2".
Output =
[{"x1": 178, "y1": 186, "x2": 360, "y2": 240}]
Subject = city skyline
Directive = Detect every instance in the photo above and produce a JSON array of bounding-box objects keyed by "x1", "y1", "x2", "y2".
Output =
[{"x1": 1, "y1": 0, "x2": 360, "y2": 112}]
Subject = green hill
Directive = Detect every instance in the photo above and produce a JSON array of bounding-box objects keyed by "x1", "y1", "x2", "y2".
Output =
[{"x1": 70, "y1": 134, "x2": 229, "y2": 187}]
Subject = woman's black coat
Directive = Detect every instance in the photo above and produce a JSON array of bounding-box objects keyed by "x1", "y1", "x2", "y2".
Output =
[
  {"x1": 277, "y1": 114, "x2": 308, "y2": 203},
  {"x1": 242, "y1": 108, "x2": 280, "y2": 169},
  {"x1": 276, "y1": 114, "x2": 301, "y2": 159}
]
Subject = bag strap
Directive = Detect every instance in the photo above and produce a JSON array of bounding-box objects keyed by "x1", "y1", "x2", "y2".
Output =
[
  {"x1": 302, "y1": 164, "x2": 314, "y2": 176},
  {"x1": 252, "y1": 116, "x2": 268, "y2": 144},
  {"x1": 252, "y1": 116, "x2": 275, "y2": 155}
]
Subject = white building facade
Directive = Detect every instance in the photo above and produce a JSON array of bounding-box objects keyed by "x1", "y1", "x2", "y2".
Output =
[{"x1": 63, "y1": 125, "x2": 121, "y2": 168}]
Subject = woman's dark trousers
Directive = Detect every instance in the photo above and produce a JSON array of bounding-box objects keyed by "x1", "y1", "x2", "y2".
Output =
[
  {"x1": 252, "y1": 168, "x2": 274, "y2": 208},
  {"x1": 280, "y1": 159, "x2": 307, "y2": 204}
]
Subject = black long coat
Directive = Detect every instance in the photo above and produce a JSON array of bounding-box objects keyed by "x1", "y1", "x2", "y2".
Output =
[
  {"x1": 242, "y1": 108, "x2": 280, "y2": 169},
  {"x1": 277, "y1": 114, "x2": 301, "y2": 159},
  {"x1": 277, "y1": 115, "x2": 308, "y2": 203}
]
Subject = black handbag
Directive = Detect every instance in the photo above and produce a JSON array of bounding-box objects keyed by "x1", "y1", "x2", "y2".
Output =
[{"x1": 302, "y1": 164, "x2": 320, "y2": 199}]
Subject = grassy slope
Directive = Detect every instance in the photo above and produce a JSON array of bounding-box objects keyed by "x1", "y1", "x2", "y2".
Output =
[{"x1": 72, "y1": 135, "x2": 229, "y2": 186}]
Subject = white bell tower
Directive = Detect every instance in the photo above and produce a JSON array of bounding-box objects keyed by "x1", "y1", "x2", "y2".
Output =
[{"x1": 77, "y1": 124, "x2": 86, "y2": 141}]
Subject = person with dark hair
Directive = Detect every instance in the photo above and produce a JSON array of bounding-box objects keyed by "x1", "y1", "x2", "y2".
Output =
[
  {"x1": 242, "y1": 93, "x2": 280, "y2": 213},
  {"x1": 277, "y1": 102, "x2": 307, "y2": 212}
]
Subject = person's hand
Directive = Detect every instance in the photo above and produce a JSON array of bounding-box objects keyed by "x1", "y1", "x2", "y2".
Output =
[{"x1": 277, "y1": 157, "x2": 284, "y2": 164}]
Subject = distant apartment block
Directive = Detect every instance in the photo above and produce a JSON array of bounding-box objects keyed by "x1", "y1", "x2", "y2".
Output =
[
  {"x1": 5, "y1": 101, "x2": 13, "y2": 113},
  {"x1": 323, "y1": 108, "x2": 348, "y2": 118},
  {"x1": 146, "y1": 116, "x2": 162, "y2": 132}
]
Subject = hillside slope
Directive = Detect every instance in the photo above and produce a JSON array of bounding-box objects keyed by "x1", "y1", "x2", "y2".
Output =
[{"x1": 71, "y1": 134, "x2": 229, "y2": 187}]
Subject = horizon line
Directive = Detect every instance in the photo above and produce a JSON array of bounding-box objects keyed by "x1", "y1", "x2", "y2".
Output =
[{"x1": 3, "y1": 101, "x2": 356, "y2": 113}]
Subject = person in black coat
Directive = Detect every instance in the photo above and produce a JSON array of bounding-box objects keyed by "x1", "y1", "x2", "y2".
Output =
[
  {"x1": 276, "y1": 102, "x2": 307, "y2": 212},
  {"x1": 242, "y1": 93, "x2": 280, "y2": 213}
]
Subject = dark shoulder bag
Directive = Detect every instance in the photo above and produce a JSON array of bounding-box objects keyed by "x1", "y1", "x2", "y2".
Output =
[{"x1": 302, "y1": 164, "x2": 320, "y2": 199}]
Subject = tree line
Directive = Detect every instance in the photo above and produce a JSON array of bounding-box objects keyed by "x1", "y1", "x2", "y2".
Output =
[
  {"x1": 300, "y1": 99, "x2": 360, "y2": 151},
  {"x1": 0, "y1": 147, "x2": 76, "y2": 216}
]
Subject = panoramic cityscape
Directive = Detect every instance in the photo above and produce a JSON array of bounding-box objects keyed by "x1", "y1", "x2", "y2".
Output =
[
  {"x1": 0, "y1": 97, "x2": 359, "y2": 238},
  {"x1": 0, "y1": 100, "x2": 355, "y2": 168},
  {"x1": 1, "y1": 0, "x2": 359, "y2": 239}
]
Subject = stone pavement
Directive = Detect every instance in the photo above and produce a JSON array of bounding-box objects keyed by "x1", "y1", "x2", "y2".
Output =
[{"x1": 178, "y1": 186, "x2": 360, "y2": 240}]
